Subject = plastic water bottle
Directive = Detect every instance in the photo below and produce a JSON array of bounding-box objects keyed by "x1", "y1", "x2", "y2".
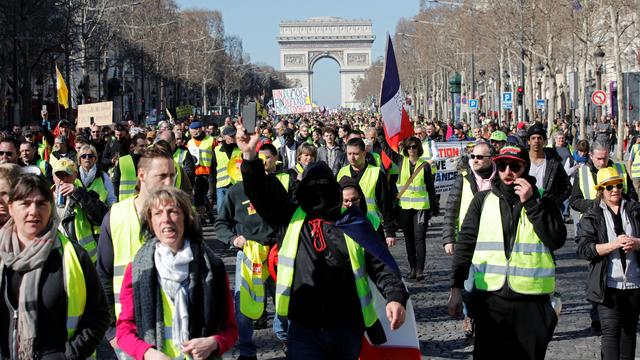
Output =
[{"x1": 550, "y1": 292, "x2": 562, "y2": 317}]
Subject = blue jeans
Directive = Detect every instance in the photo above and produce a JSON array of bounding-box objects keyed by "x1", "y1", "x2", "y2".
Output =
[
  {"x1": 216, "y1": 187, "x2": 229, "y2": 214},
  {"x1": 234, "y1": 251, "x2": 288, "y2": 356},
  {"x1": 287, "y1": 321, "x2": 362, "y2": 360}
]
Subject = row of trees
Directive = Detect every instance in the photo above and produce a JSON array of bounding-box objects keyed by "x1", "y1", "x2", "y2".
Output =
[
  {"x1": 0, "y1": 0, "x2": 288, "y2": 126},
  {"x1": 355, "y1": 0, "x2": 639, "y2": 155}
]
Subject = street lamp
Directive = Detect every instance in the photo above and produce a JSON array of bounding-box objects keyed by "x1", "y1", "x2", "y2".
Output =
[{"x1": 594, "y1": 47, "x2": 605, "y2": 119}]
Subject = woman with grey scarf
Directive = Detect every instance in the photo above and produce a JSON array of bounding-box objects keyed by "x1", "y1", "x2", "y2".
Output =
[
  {"x1": 77, "y1": 144, "x2": 117, "y2": 207},
  {"x1": 0, "y1": 174, "x2": 110, "y2": 359},
  {"x1": 578, "y1": 167, "x2": 640, "y2": 360},
  {"x1": 116, "y1": 187, "x2": 237, "y2": 360}
]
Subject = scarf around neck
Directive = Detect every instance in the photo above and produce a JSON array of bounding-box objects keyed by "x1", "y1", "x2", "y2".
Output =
[
  {"x1": 154, "y1": 240, "x2": 193, "y2": 352},
  {"x1": 80, "y1": 164, "x2": 97, "y2": 187},
  {"x1": 0, "y1": 216, "x2": 60, "y2": 360}
]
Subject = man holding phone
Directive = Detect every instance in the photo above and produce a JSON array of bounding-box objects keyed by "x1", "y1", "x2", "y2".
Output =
[{"x1": 448, "y1": 144, "x2": 566, "y2": 359}]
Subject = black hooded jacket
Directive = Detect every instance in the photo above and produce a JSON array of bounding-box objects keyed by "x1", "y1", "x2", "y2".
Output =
[
  {"x1": 241, "y1": 159, "x2": 408, "y2": 329},
  {"x1": 451, "y1": 175, "x2": 567, "y2": 299}
]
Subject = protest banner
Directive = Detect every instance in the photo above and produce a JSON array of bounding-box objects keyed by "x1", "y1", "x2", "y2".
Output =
[
  {"x1": 176, "y1": 105, "x2": 193, "y2": 119},
  {"x1": 431, "y1": 141, "x2": 472, "y2": 204},
  {"x1": 272, "y1": 87, "x2": 312, "y2": 115},
  {"x1": 77, "y1": 101, "x2": 113, "y2": 128}
]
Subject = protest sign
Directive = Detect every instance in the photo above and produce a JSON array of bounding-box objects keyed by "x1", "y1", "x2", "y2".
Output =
[
  {"x1": 176, "y1": 105, "x2": 193, "y2": 119},
  {"x1": 77, "y1": 101, "x2": 113, "y2": 128},
  {"x1": 272, "y1": 87, "x2": 312, "y2": 115}
]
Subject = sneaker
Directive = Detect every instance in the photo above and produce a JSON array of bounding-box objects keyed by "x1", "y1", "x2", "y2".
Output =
[{"x1": 463, "y1": 316, "x2": 475, "y2": 338}]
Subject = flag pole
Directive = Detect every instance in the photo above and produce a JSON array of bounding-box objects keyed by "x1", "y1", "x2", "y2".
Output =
[
  {"x1": 55, "y1": 63, "x2": 61, "y2": 124},
  {"x1": 378, "y1": 33, "x2": 390, "y2": 111}
]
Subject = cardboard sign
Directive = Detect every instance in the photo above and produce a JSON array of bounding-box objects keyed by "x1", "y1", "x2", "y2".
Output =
[
  {"x1": 77, "y1": 101, "x2": 113, "y2": 128},
  {"x1": 176, "y1": 105, "x2": 193, "y2": 118},
  {"x1": 272, "y1": 87, "x2": 312, "y2": 115}
]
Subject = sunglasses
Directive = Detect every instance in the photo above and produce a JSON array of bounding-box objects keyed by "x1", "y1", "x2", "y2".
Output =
[
  {"x1": 406, "y1": 145, "x2": 420, "y2": 150},
  {"x1": 601, "y1": 183, "x2": 624, "y2": 191},
  {"x1": 80, "y1": 154, "x2": 96, "y2": 159},
  {"x1": 0, "y1": 151, "x2": 13, "y2": 157},
  {"x1": 470, "y1": 154, "x2": 489, "y2": 160},
  {"x1": 497, "y1": 162, "x2": 523, "y2": 173}
]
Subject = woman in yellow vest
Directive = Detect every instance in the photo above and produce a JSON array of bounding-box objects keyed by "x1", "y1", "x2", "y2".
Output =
[
  {"x1": 0, "y1": 174, "x2": 110, "y2": 359},
  {"x1": 116, "y1": 187, "x2": 238, "y2": 360},
  {"x1": 77, "y1": 145, "x2": 117, "y2": 207},
  {"x1": 377, "y1": 130, "x2": 438, "y2": 281},
  {"x1": 577, "y1": 167, "x2": 640, "y2": 360}
]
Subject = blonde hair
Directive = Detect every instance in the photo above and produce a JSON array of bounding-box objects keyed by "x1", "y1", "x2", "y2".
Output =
[
  {"x1": 0, "y1": 164, "x2": 22, "y2": 188},
  {"x1": 141, "y1": 186, "x2": 201, "y2": 242}
]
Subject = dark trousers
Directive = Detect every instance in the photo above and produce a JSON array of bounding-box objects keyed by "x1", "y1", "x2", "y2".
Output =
[
  {"x1": 193, "y1": 175, "x2": 209, "y2": 207},
  {"x1": 398, "y1": 209, "x2": 428, "y2": 272},
  {"x1": 473, "y1": 292, "x2": 557, "y2": 360},
  {"x1": 287, "y1": 321, "x2": 362, "y2": 360},
  {"x1": 598, "y1": 288, "x2": 640, "y2": 360}
]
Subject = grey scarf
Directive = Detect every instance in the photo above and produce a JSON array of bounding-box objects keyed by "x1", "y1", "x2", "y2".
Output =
[
  {"x1": 0, "y1": 216, "x2": 60, "y2": 360},
  {"x1": 79, "y1": 164, "x2": 97, "y2": 187}
]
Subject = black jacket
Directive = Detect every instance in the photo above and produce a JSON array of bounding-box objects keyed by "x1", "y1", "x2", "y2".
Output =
[
  {"x1": 537, "y1": 148, "x2": 571, "y2": 207},
  {"x1": 60, "y1": 187, "x2": 109, "y2": 244},
  {"x1": 241, "y1": 158, "x2": 408, "y2": 329},
  {"x1": 569, "y1": 159, "x2": 638, "y2": 213},
  {"x1": 443, "y1": 168, "x2": 480, "y2": 246},
  {"x1": 576, "y1": 199, "x2": 640, "y2": 303},
  {"x1": 0, "y1": 241, "x2": 110, "y2": 359},
  {"x1": 451, "y1": 175, "x2": 567, "y2": 299}
]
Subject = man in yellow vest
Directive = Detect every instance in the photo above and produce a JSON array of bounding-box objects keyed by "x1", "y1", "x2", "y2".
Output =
[
  {"x1": 210, "y1": 126, "x2": 242, "y2": 213},
  {"x1": 96, "y1": 146, "x2": 176, "y2": 353},
  {"x1": 187, "y1": 121, "x2": 216, "y2": 222},
  {"x1": 112, "y1": 133, "x2": 148, "y2": 201},
  {"x1": 337, "y1": 137, "x2": 397, "y2": 247},
  {"x1": 448, "y1": 144, "x2": 566, "y2": 359},
  {"x1": 214, "y1": 151, "x2": 287, "y2": 358},
  {"x1": 236, "y1": 125, "x2": 408, "y2": 359},
  {"x1": 53, "y1": 158, "x2": 108, "y2": 263},
  {"x1": 442, "y1": 140, "x2": 496, "y2": 338}
]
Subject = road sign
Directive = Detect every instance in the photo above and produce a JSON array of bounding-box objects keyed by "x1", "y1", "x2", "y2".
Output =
[
  {"x1": 469, "y1": 99, "x2": 478, "y2": 109},
  {"x1": 502, "y1": 92, "x2": 513, "y2": 104},
  {"x1": 591, "y1": 90, "x2": 607, "y2": 106},
  {"x1": 536, "y1": 99, "x2": 546, "y2": 109}
]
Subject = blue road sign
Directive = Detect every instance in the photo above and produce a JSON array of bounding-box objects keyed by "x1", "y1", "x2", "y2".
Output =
[
  {"x1": 536, "y1": 99, "x2": 546, "y2": 109},
  {"x1": 502, "y1": 92, "x2": 513, "y2": 104},
  {"x1": 469, "y1": 99, "x2": 478, "y2": 109}
]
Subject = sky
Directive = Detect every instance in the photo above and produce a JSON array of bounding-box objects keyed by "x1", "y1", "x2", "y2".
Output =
[{"x1": 176, "y1": 0, "x2": 420, "y2": 108}]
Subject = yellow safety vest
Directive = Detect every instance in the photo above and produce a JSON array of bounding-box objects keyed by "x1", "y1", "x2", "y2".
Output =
[
  {"x1": 337, "y1": 165, "x2": 382, "y2": 230},
  {"x1": 239, "y1": 240, "x2": 270, "y2": 319},
  {"x1": 214, "y1": 145, "x2": 242, "y2": 188},
  {"x1": 110, "y1": 197, "x2": 142, "y2": 319},
  {"x1": 160, "y1": 289, "x2": 188, "y2": 359},
  {"x1": 397, "y1": 157, "x2": 430, "y2": 210},
  {"x1": 275, "y1": 172, "x2": 291, "y2": 192},
  {"x1": 631, "y1": 144, "x2": 640, "y2": 178},
  {"x1": 421, "y1": 139, "x2": 433, "y2": 161},
  {"x1": 85, "y1": 175, "x2": 108, "y2": 204},
  {"x1": 371, "y1": 152, "x2": 382, "y2": 168},
  {"x1": 187, "y1": 136, "x2": 214, "y2": 167},
  {"x1": 174, "y1": 161, "x2": 182, "y2": 190},
  {"x1": 74, "y1": 207, "x2": 97, "y2": 263},
  {"x1": 471, "y1": 192, "x2": 556, "y2": 294},
  {"x1": 58, "y1": 232, "x2": 87, "y2": 339},
  {"x1": 173, "y1": 148, "x2": 188, "y2": 166},
  {"x1": 118, "y1": 155, "x2": 137, "y2": 201},
  {"x1": 458, "y1": 172, "x2": 474, "y2": 233},
  {"x1": 37, "y1": 159, "x2": 47, "y2": 176},
  {"x1": 275, "y1": 207, "x2": 378, "y2": 327},
  {"x1": 578, "y1": 162, "x2": 628, "y2": 200}
]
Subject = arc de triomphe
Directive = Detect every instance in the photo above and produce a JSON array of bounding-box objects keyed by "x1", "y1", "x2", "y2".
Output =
[{"x1": 277, "y1": 17, "x2": 374, "y2": 109}]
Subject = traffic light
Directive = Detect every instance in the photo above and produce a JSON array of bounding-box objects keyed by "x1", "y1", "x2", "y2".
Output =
[{"x1": 516, "y1": 85, "x2": 524, "y2": 105}]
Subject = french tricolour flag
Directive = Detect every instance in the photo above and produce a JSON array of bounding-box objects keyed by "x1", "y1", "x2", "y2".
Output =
[{"x1": 379, "y1": 34, "x2": 414, "y2": 169}]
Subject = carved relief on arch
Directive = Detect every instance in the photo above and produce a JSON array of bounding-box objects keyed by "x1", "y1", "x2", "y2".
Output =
[
  {"x1": 283, "y1": 54, "x2": 306, "y2": 66},
  {"x1": 347, "y1": 53, "x2": 369, "y2": 65}
]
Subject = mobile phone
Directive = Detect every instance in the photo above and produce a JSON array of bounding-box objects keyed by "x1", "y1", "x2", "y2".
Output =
[{"x1": 242, "y1": 102, "x2": 257, "y2": 134}]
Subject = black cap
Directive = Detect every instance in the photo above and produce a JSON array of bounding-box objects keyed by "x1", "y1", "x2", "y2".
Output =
[
  {"x1": 494, "y1": 144, "x2": 529, "y2": 165},
  {"x1": 527, "y1": 124, "x2": 547, "y2": 140}
]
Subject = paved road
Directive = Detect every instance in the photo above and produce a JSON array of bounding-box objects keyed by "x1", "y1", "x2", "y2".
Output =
[{"x1": 205, "y1": 217, "x2": 640, "y2": 360}]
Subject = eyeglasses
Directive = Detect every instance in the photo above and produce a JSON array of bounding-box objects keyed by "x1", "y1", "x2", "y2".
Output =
[
  {"x1": 470, "y1": 154, "x2": 489, "y2": 160},
  {"x1": 601, "y1": 183, "x2": 624, "y2": 191},
  {"x1": 0, "y1": 151, "x2": 13, "y2": 157},
  {"x1": 406, "y1": 145, "x2": 419, "y2": 150},
  {"x1": 80, "y1": 154, "x2": 96, "y2": 159},
  {"x1": 91, "y1": 131, "x2": 99, "y2": 134},
  {"x1": 497, "y1": 162, "x2": 523, "y2": 173}
]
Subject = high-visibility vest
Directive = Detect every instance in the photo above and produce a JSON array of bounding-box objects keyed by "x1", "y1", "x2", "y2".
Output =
[
  {"x1": 470, "y1": 192, "x2": 555, "y2": 294},
  {"x1": 213, "y1": 145, "x2": 242, "y2": 188},
  {"x1": 188, "y1": 136, "x2": 214, "y2": 168},
  {"x1": 275, "y1": 172, "x2": 290, "y2": 192},
  {"x1": 58, "y1": 232, "x2": 87, "y2": 340},
  {"x1": 239, "y1": 240, "x2": 270, "y2": 319},
  {"x1": 37, "y1": 159, "x2": 47, "y2": 176},
  {"x1": 159, "y1": 289, "x2": 187, "y2": 359},
  {"x1": 578, "y1": 162, "x2": 629, "y2": 200},
  {"x1": 275, "y1": 207, "x2": 378, "y2": 327},
  {"x1": 174, "y1": 161, "x2": 182, "y2": 189},
  {"x1": 110, "y1": 197, "x2": 142, "y2": 319},
  {"x1": 118, "y1": 155, "x2": 137, "y2": 201},
  {"x1": 173, "y1": 148, "x2": 188, "y2": 166},
  {"x1": 84, "y1": 174, "x2": 108, "y2": 205},
  {"x1": 74, "y1": 207, "x2": 97, "y2": 263},
  {"x1": 421, "y1": 139, "x2": 433, "y2": 161},
  {"x1": 631, "y1": 144, "x2": 640, "y2": 178},
  {"x1": 458, "y1": 172, "x2": 474, "y2": 232},
  {"x1": 397, "y1": 157, "x2": 430, "y2": 210},
  {"x1": 371, "y1": 152, "x2": 381, "y2": 168},
  {"x1": 337, "y1": 164, "x2": 382, "y2": 230}
]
